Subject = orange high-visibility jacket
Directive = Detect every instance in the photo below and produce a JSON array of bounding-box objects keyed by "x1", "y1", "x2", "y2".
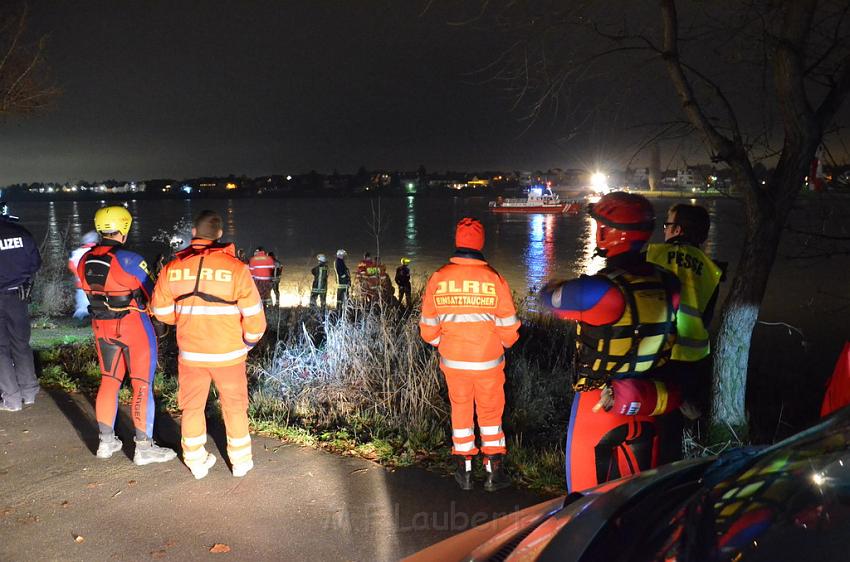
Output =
[
  {"x1": 420, "y1": 255, "x2": 520, "y2": 370},
  {"x1": 151, "y1": 239, "x2": 267, "y2": 367},
  {"x1": 248, "y1": 252, "x2": 275, "y2": 281}
]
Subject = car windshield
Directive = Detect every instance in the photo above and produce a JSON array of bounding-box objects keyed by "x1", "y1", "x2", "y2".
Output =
[{"x1": 581, "y1": 413, "x2": 850, "y2": 561}]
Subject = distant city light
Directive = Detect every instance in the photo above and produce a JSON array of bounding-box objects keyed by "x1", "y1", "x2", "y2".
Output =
[
  {"x1": 182, "y1": 186, "x2": 192, "y2": 194},
  {"x1": 286, "y1": 175, "x2": 292, "y2": 181},
  {"x1": 225, "y1": 182, "x2": 237, "y2": 190}
]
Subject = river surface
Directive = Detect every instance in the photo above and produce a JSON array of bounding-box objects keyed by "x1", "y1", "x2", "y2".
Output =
[{"x1": 12, "y1": 194, "x2": 850, "y2": 433}]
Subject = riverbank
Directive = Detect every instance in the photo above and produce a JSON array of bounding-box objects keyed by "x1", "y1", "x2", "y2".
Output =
[{"x1": 30, "y1": 303, "x2": 572, "y2": 495}]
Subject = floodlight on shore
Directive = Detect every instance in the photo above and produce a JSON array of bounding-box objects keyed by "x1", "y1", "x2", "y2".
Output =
[{"x1": 590, "y1": 171, "x2": 608, "y2": 194}]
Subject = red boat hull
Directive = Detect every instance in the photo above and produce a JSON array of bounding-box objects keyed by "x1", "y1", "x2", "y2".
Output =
[{"x1": 489, "y1": 203, "x2": 581, "y2": 214}]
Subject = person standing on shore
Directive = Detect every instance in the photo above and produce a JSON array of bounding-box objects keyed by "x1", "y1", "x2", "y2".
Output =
[
  {"x1": 539, "y1": 192, "x2": 683, "y2": 493},
  {"x1": 78, "y1": 206, "x2": 176, "y2": 465},
  {"x1": 420, "y1": 218, "x2": 521, "y2": 491},
  {"x1": 335, "y1": 249, "x2": 350, "y2": 309},
  {"x1": 645, "y1": 203, "x2": 724, "y2": 462},
  {"x1": 0, "y1": 201, "x2": 41, "y2": 412},
  {"x1": 151, "y1": 210, "x2": 266, "y2": 479},
  {"x1": 68, "y1": 231, "x2": 98, "y2": 321},
  {"x1": 310, "y1": 254, "x2": 329, "y2": 309},
  {"x1": 395, "y1": 257, "x2": 412, "y2": 309},
  {"x1": 248, "y1": 247, "x2": 275, "y2": 307},
  {"x1": 269, "y1": 251, "x2": 283, "y2": 307}
]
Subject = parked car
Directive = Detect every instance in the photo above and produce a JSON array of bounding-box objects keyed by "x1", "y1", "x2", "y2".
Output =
[{"x1": 406, "y1": 407, "x2": 850, "y2": 561}]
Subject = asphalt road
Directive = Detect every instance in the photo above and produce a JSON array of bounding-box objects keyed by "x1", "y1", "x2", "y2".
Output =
[{"x1": 0, "y1": 390, "x2": 545, "y2": 561}]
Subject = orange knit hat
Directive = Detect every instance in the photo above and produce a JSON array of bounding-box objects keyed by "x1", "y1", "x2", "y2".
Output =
[{"x1": 455, "y1": 217, "x2": 485, "y2": 251}]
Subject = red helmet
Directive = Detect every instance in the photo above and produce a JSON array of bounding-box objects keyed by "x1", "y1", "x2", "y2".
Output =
[{"x1": 589, "y1": 192, "x2": 655, "y2": 257}]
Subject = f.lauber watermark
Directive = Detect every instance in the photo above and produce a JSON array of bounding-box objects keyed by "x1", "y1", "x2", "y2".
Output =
[{"x1": 324, "y1": 501, "x2": 525, "y2": 533}]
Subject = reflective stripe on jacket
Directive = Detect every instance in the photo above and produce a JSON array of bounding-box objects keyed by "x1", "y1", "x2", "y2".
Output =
[
  {"x1": 152, "y1": 238, "x2": 266, "y2": 367},
  {"x1": 575, "y1": 266, "x2": 677, "y2": 388},
  {"x1": 419, "y1": 254, "x2": 520, "y2": 369},
  {"x1": 248, "y1": 253, "x2": 275, "y2": 281},
  {"x1": 645, "y1": 242, "x2": 722, "y2": 362}
]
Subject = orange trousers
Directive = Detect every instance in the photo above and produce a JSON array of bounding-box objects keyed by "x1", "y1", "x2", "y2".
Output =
[
  {"x1": 177, "y1": 362, "x2": 252, "y2": 469},
  {"x1": 442, "y1": 365, "x2": 507, "y2": 456}
]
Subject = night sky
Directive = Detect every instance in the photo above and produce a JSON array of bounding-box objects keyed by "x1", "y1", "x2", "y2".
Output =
[
  {"x1": 2, "y1": 2, "x2": 846, "y2": 185},
  {"x1": 0, "y1": 1, "x2": 659, "y2": 184}
]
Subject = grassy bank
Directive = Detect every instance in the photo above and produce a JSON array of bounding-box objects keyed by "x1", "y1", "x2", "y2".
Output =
[{"x1": 34, "y1": 299, "x2": 574, "y2": 494}]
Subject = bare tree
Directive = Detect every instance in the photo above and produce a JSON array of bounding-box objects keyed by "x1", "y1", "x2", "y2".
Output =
[
  {"x1": 453, "y1": 0, "x2": 850, "y2": 439},
  {"x1": 0, "y1": 2, "x2": 58, "y2": 117}
]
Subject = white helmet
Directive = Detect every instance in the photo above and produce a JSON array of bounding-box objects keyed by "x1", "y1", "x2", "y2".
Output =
[
  {"x1": 317, "y1": 253, "x2": 327, "y2": 263},
  {"x1": 336, "y1": 249, "x2": 347, "y2": 258}
]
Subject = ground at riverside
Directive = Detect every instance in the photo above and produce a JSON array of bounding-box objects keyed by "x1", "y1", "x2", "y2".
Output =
[{"x1": 0, "y1": 389, "x2": 545, "y2": 561}]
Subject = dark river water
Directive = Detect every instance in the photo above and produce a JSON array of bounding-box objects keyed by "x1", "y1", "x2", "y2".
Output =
[{"x1": 11, "y1": 194, "x2": 850, "y2": 435}]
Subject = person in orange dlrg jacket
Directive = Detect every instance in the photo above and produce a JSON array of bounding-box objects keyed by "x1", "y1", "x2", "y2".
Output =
[
  {"x1": 152, "y1": 210, "x2": 266, "y2": 479},
  {"x1": 420, "y1": 217, "x2": 521, "y2": 491}
]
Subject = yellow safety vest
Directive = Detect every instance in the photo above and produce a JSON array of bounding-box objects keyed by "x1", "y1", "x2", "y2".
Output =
[
  {"x1": 574, "y1": 267, "x2": 678, "y2": 390},
  {"x1": 645, "y1": 242, "x2": 723, "y2": 362}
]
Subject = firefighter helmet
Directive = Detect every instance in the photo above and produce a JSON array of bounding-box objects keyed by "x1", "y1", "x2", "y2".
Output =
[
  {"x1": 317, "y1": 253, "x2": 327, "y2": 263},
  {"x1": 589, "y1": 192, "x2": 655, "y2": 257},
  {"x1": 94, "y1": 206, "x2": 133, "y2": 236},
  {"x1": 336, "y1": 249, "x2": 347, "y2": 258},
  {"x1": 400, "y1": 257, "x2": 411, "y2": 265}
]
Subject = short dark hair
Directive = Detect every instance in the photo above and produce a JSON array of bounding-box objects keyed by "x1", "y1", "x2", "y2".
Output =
[
  {"x1": 669, "y1": 203, "x2": 710, "y2": 245},
  {"x1": 194, "y1": 210, "x2": 223, "y2": 240}
]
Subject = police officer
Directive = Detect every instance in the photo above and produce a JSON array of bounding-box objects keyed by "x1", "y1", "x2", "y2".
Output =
[{"x1": 0, "y1": 201, "x2": 42, "y2": 412}]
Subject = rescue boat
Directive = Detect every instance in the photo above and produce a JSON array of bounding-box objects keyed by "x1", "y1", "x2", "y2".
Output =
[{"x1": 488, "y1": 188, "x2": 582, "y2": 215}]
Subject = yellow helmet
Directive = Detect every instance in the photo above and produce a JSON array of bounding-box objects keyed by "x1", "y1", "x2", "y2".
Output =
[
  {"x1": 400, "y1": 257, "x2": 411, "y2": 265},
  {"x1": 94, "y1": 206, "x2": 133, "y2": 236}
]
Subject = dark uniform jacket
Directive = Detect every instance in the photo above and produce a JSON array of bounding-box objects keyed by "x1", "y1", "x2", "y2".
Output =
[{"x1": 0, "y1": 218, "x2": 41, "y2": 292}]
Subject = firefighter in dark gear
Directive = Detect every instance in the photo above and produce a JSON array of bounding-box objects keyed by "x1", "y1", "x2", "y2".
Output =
[
  {"x1": 645, "y1": 203, "x2": 724, "y2": 463},
  {"x1": 78, "y1": 206, "x2": 177, "y2": 465},
  {"x1": 310, "y1": 254, "x2": 329, "y2": 308},
  {"x1": 335, "y1": 249, "x2": 350, "y2": 309},
  {"x1": 540, "y1": 192, "x2": 684, "y2": 493},
  {"x1": 0, "y1": 202, "x2": 41, "y2": 412},
  {"x1": 395, "y1": 257, "x2": 412, "y2": 309}
]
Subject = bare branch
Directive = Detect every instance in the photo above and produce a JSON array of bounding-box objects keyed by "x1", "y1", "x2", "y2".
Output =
[{"x1": 659, "y1": 0, "x2": 737, "y2": 161}]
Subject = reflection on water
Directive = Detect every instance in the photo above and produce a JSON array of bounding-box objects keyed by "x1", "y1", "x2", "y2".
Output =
[
  {"x1": 11, "y1": 197, "x2": 741, "y2": 311},
  {"x1": 45, "y1": 202, "x2": 64, "y2": 264},
  {"x1": 405, "y1": 195, "x2": 417, "y2": 246},
  {"x1": 576, "y1": 212, "x2": 606, "y2": 276},
  {"x1": 225, "y1": 202, "x2": 237, "y2": 238},
  {"x1": 523, "y1": 214, "x2": 557, "y2": 295}
]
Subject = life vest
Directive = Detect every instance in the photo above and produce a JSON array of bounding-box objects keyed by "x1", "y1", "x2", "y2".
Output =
[
  {"x1": 574, "y1": 267, "x2": 677, "y2": 390},
  {"x1": 80, "y1": 246, "x2": 146, "y2": 320},
  {"x1": 68, "y1": 244, "x2": 95, "y2": 289},
  {"x1": 645, "y1": 242, "x2": 723, "y2": 362}
]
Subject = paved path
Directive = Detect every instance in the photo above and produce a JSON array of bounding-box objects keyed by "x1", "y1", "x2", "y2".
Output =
[{"x1": 0, "y1": 390, "x2": 545, "y2": 561}]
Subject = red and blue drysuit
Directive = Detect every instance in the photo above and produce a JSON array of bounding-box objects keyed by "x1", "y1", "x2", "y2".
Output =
[
  {"x1": 78, "y1": 240, "x2": 157, "y2": 440},
  {"x1": 540, "y1": 255, "x2": 682, "y2": 493}
]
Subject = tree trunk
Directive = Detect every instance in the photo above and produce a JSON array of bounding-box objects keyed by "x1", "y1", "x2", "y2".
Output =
[{"x1": 709, "y1": 152, "x2": 811, "y2": 442}]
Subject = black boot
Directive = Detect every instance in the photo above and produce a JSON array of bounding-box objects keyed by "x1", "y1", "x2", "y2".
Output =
[
  {"x1": 484, "y1": 454, "x2": 511, "y2": 492},
  {"x1": 453, "y1": 455, "x2": 474, "y2": 491}
]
